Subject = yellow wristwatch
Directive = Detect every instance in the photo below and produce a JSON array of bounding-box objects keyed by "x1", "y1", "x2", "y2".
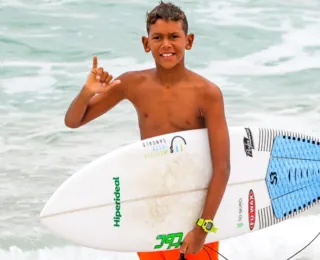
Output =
[{"x1": 196, "y1": 218, "x2": 218, "y2": 233}]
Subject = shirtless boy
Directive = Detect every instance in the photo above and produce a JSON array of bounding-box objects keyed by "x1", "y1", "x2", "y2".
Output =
[{"x1": 64, "y1": 1, "x2": 230, "y2": 260}]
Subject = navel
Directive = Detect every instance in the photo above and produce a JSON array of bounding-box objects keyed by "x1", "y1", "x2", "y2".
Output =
[
  {"x1": 144, "y1": 113, "x2": 149, "y2": 118},
  {"x1": 198, "y1": 108, "x2": 204, "y2": 117}
]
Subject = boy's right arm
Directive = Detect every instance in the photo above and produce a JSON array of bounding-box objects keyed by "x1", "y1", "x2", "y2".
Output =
[{"x1": 64, "y1": 56, "x2": 128, "y2": 128}]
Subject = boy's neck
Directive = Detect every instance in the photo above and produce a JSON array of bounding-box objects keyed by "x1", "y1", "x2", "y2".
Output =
[{"x1": 154, "y1": 59, "x2": 188, "y2": 86}]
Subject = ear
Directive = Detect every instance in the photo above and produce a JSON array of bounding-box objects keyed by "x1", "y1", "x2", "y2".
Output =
[
  {"x1": 142, "y1": 36, "x2": 151, "y2": 53},
  {"x1": 185, "y1": 33, "x2": 195, "y2": 50}
]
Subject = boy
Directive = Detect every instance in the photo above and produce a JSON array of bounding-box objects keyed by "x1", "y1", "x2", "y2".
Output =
[{"x1": 64, "y1": 1, "x2": 230, "y2": 260}]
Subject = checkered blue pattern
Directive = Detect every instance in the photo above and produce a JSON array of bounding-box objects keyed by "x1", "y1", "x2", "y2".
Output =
[
  {"x1": 266, "y1": 135, "x2": 320, "y2": 218},
  {"x1": 271, "y1": 135, "x2": 320, "y2": 160}
]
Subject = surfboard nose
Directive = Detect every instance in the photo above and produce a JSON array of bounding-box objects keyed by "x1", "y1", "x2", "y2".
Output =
[
  {"x1": 40, "y1": 153, "x2": 121, "y2": 219},
  {"x1": 39, "y1": 174, "x2": 112, "y2": 219},
  {"x1": 39, "y1": 176, "x2": 81, "y2": 219},
  {"x1": 40, "y1": 198, "x2": 51, "y2": 218},
  {"x1": 40, "y1": 188, "x2": 70, "y2": 219}
]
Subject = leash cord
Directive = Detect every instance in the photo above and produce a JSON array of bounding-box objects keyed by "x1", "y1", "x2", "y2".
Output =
[{"x1": 178, "y1": 231, "x2": 320, "y2": 260}]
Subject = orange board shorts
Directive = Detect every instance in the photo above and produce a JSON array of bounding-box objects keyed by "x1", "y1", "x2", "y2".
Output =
[{"x1": 137, "y1": 242, "x2": 219, "y2": 260}]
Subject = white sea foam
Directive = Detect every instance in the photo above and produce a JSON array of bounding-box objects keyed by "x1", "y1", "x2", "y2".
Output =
[
  {"x1": 0, "y1": 246, "x2": 138, "y2": 260},
  {"x1": 202, "y1": 24, "x2": 320, "y2": 76}
]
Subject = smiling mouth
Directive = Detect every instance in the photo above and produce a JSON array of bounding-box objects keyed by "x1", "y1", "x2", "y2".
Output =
[{"x1": 160, "y1": 53, "x2": 175, "y2": 57}]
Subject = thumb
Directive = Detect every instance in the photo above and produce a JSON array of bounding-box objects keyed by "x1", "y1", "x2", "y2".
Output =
[
  {"x1": 108, "y1": 79, "x2": 121, "y2": 87},
  {"x1": 180, "y1": 240, "x2": 188, "y2": 254},
  {"x1": 92, "y1": 56, "x2": 98, "y2": 69}
]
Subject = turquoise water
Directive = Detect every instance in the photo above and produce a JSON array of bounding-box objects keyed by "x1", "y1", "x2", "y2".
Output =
[{"x1": 1, "y1": 0, "x2": 320, "y2": 259}]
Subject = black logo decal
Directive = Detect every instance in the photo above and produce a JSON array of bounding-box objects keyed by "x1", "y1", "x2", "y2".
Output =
[
  {"x1": 270, "y1": 172, "x2": 278, "y2": 185},
  {"x1": 170, "y1": 136, "x2": 187, "y2": 153},
  {"x1": 243, "y1": 128, "x2": 255, "y2": 157}
]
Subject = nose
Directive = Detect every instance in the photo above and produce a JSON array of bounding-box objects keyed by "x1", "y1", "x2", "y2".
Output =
[{"x1": 162, "y1": 37, "x2": 172, "y2": 48}]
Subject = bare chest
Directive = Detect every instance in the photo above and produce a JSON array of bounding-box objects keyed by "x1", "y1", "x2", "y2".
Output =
[{"x1": 130, "y1": 85, "x2": 205, "y2": 138}]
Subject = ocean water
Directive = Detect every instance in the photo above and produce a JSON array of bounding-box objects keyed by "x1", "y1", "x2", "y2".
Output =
[{"x1": 1, "y1": 0, "x2": 320, "y2": 259}]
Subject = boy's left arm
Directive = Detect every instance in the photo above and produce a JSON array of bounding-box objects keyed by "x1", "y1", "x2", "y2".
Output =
[
  {"x1": 199, "y1": 83, "x2": 231, "y2": 221},
  {"x1": 180, "y1": 83, "x2": 231, "y2": 254}
]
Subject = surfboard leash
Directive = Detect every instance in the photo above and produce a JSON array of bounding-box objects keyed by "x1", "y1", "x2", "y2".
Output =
[
  {"x1": 178, "y1": 231, "x2": 320, "y2": 260},
  {"x1": 285, "y1": 231, "x2": 320, "y2": 260}
]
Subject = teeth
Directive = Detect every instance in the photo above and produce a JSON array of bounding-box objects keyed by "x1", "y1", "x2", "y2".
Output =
[{"x1": 162, "y1": 53, "x2": 173, "y2": 57}]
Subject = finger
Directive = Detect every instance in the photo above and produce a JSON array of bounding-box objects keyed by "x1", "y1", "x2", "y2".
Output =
[
  {"x1": 91, "y1": 68, "x2": 97, "y2": 74},
  {"x1": 96, "y1": 67, "x2": 104, "y2": 80},
  {"x1": 97, "y1": 67, "x2": 104, "y2": 75},
  {"x1": 104, "y1": 74, "x2": 113, "y2": 84},
  {"x1": 180, "y1": 241, "x2": 188, "y2": 254},
  {"x1": 92, "y1": 56, "x2": 98, "y2": 69},
  {"x1": 187, "y1": 246, "x2": 200, "y2": 255},
  {"x1": 185, "y1": 247, "x2": 192, "y2": 255},
  {"x1": 101, "y1": 80, "x2": 121, "y2": 89},
  {"x1": 101, "y1": 71, "x2": 110, "y2": 82}
]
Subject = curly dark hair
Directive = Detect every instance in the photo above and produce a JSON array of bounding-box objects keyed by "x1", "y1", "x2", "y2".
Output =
[{"x1": 146, "y1": 1, "x2": 188, "y2": 35}]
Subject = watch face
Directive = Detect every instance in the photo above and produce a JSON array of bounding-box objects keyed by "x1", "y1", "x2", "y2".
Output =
[{"x1": 206, "y1": 222, "x2": 213, "y2": 230}]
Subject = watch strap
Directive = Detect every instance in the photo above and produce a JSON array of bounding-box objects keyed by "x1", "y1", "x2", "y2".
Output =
[{"x1": 196, "y1": 218, "x2": 218, "y2": 233}]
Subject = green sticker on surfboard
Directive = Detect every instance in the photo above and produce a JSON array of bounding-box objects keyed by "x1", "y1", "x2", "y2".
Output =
[{"x1": 154, "y1": 232, "x2": 183, "y2": 249}]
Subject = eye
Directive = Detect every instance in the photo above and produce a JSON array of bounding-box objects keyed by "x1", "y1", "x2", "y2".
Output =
[
  {"x1": 153, "y1": 36, "x2": 161, "y2": 40},
  {"x1": 171, "y1": 35, "x2": 179, "y2": 39}
]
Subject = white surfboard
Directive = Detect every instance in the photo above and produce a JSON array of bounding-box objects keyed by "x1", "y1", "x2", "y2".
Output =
[{"x1": 40, "y1": 127, "x2": 320, "y2": 252}]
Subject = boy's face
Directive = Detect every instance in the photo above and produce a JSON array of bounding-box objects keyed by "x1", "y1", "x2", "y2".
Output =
[{"x1": 142, "y1": 19, "x2": 194, "y2": 69}]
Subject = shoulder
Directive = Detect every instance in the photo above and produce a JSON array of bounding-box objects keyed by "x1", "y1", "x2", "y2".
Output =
[
  {"x1": 203, "y1": 80, "x2": 224, "y2": 104},
  {"x1": 188, "y1": 71, "x2": 224, "y2": 105},
  {"x1": 117, "y1": 69, "x2": 152, "y2": 85},
  {"x1": 190, "y1": 72, "x2": 228, "y2": 131},
  {"x1": 116, "y1": 69, "x2": 151, "y2": 92}
]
